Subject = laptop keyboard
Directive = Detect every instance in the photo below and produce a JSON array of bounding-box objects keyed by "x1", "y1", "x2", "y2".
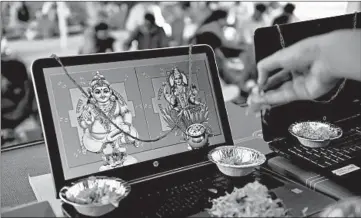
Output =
[
  {"x1": 130, "y1": 172, "x2": 241, "y2": 218},
  {"x1": 129, "y1": 171, "x2": 284, "y2": 218},
  {"x1": 147, "y1": 174, "x2": 229, "y2": 218},
  {"x1": 63, "y1": 168, "x2": 284, "y2": 218},
  {"x1": 286, "y1": 130, "x2": 361, "y2": 168}
]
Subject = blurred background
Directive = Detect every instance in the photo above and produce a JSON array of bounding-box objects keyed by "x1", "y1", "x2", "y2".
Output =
[{"x1": 1, "y1": 1, "x2": 358, "y2": 149}]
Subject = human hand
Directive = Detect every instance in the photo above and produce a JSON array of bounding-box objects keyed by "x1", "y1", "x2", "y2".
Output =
[
  {"x1": 320, "y1": 197, "x2": 361, "y2": 217},
  {"x1": 247, "y1": 30, "x2": 361, "y2": 113}
]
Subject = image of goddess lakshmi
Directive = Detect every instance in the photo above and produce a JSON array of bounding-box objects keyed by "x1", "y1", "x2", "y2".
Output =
[
  {"x1": 161, "y1": 67, "x2": 209, "y2": 135},
  {"x1": 77, "y1": 72, "x2": 138, "y2": 171}
]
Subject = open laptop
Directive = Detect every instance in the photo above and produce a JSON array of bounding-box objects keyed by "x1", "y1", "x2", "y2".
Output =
[
  {"x1": 31, "y1": 45, "x2": 334, "y2": 217},
  {"x1": 255, "y1": 13, "x2": 361, "y2": 194}
]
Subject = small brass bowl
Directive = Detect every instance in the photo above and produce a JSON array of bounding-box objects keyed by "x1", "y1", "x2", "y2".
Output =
[{"x1": 186, "y1": 123, "x2": 209, "y2": 149}]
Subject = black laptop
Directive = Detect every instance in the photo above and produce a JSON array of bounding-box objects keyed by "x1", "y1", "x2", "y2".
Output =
[
  {"x1": 31, "y1": 45, "x2": 335, "y2": 217},
  {"x1": 255, "y1": 13, "x2": 361, "y2": 194}
]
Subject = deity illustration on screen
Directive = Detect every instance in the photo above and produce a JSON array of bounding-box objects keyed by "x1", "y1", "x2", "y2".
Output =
[
  {"x1": 77, "y1": 72, "x2": 138, "y2": 171},
  {"x1": 159, "y1": 67, "x2": 211, "y2": 139}
]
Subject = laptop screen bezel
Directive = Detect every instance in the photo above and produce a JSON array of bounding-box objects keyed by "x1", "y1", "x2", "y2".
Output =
[{"x1": 31, "y1": 45, "x2": 233, "y2": 197}]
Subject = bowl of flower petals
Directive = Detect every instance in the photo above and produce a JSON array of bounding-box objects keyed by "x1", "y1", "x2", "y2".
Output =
[
  {"x1": 59, "y1": 176, "x2": 131, "y2": 217},
  {"x1": 208, "y1": 146, "x2": 266, "y2": 177},
  {"x1": 207, "y1": 181, "x2": 290, "y2": 217},
  {"x1": 289, "y1": 121, "x2": 343, "y2": 148}
]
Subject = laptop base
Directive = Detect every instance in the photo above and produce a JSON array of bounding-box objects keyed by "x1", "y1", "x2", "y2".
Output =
[
  {"x1": 270, "y1": 127, "x2": 361, "y2": 195},
  {"x1": 61, "y1": 163, "x2": 335, "y2": 218}
]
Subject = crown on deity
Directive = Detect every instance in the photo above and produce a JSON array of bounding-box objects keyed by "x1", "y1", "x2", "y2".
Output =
[
  {"x1": 90, "y1": 71, "x2": 110, "y2": 89},
  {"x1": 168, "y1": 66, "x2": 188, "y2": 86},
  {"x1": 171, "y1": 66, "x2": 181, "y2": 72}
]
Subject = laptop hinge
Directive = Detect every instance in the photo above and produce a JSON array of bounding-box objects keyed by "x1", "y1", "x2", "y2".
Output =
[{"x1": 128, "y1": 161, "x2": 212, "y2": 185}]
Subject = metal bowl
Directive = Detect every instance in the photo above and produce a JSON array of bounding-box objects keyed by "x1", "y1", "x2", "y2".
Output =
[
  {"x1": 208, "y1": 146, "x2": 266, "y2": 177},
  {"x1": 186, "y1": 123, "x2": 209, "y2": 149},
  {"x1": 289, "y1": 121, "x2": 343, "y2": 148},
  {"x1": 59, "y1": 176, "x2": 131, "y2": 217}
]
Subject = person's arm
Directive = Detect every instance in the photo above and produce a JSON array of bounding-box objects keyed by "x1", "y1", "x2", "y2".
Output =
[
  {"x1": 247, "y1": 29, "x2": 361, "y2": 110},
  {"x1": 316, "y1": 29, "x2": 361, "y2": 81},
  {"x1": 258, "y1": 29, "x2": 361, "y2": 86}
]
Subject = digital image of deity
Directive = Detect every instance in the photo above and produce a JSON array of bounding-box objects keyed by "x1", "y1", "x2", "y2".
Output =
[
  {"x1": 77, "y1": 71, "x2": 138, "y2": 171},
  {"x1": 162, "y1": 67, "x2": 206, "y2": 133}
]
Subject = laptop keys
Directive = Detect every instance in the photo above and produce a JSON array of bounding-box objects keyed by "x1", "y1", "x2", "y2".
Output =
[
  {"x1": 313, "y1": 153, "x2": 321, "y2": 158},
  {"x1": 317, "y1": 163, "x2": 327, "y2": 168},
  {"x1": 284, "y1": 131, "x2": 361, "y2": 169}
]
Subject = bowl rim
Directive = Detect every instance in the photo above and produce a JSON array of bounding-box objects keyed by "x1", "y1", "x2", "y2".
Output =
[
  {"x1": 186, "y1": 123, "x2": 206, "y2": 136},
  {"x1": 208, "y1": 146, "x2": 266, "y2": 168},
  {"x1": 288, "y1": 121, "x2": 343, "y2": 142},
  {"x1": 59, "y1": 176, "x2": 131, "y2": 207}
]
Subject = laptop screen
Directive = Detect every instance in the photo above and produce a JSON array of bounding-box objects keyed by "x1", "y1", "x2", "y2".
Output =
[
  {"x1": 254, "y1": 13, "x2": 361, "y2": 143},
  {"x1": 41, "y1": 52, "x2": 226, "y2": 180}
]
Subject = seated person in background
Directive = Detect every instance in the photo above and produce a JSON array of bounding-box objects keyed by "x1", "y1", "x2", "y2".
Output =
[
  {"x1": 193, "y1": 10, "x2": 243, "y2": 50},
  {"x1": 17, "y1": 2, "x2": 30, "y2": 23},
  {"x1": 272, "y1": 3, "x2": 299, "y2": 25},
  {"x1": 265, "y1": 2, "x2": 284, "y2": 22},
  {"x1": 195, "y1": 32, "x2": 225, "y2": 77},
  {"x1": 1, "y1": 56, "x2": 34, "y2": 145},
  {"x1": 123, "y1": 13, "x2": 169, "y2": 50},
  {"x1": 238, "y1": 3, "x2": 269, "y2": 45},
  {"x1": 94, "y1": 22, "x2": 115, "y2": 53}
]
